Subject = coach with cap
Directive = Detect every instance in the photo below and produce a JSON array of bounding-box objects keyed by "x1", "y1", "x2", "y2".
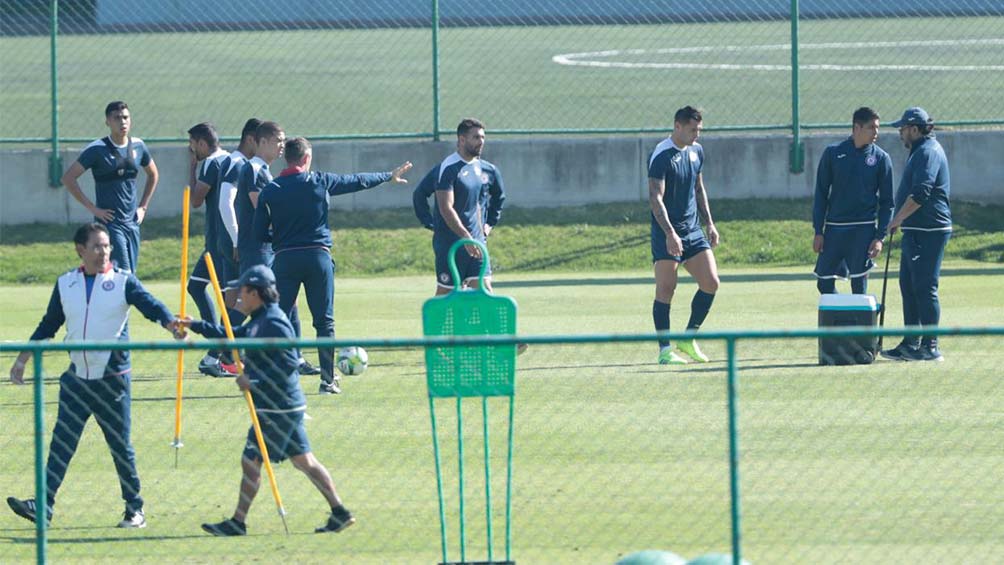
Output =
[
  {"x1": 7, "y1": 222, "x2": 181, "y2": 529},
  {"x1": 179, "y1": 265, "x2": 356, "y2": 536},
  {"x1": 881, "y1": 107, "x2": 952, "y2": 363}
]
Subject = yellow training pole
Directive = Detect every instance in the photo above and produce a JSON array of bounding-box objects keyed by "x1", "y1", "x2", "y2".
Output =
[
  {"x1": 205, "y1": 252, "x2": 290, "y2": 534},
  {"x1": 173, "y1": 187, "x2": 190, "y2": 468}
]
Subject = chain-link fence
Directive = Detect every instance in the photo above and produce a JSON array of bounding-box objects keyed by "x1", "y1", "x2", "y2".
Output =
[
  {"x1": 2, "y1": 327, "x2": 1002, "y2": 563},
  {"x1": 1, "y1": 0, "x2": 1002, "y2": 146}
]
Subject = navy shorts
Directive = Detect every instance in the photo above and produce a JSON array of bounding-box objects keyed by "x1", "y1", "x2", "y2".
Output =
[
  {"x1": 814, "y1": 224, "x2": 876, "y2": 281},
  {"x1": 243, "y1": 410, "x2": 310, "y2": 463},
  {"x1": 434, "y1": 235, "x2": 491, "y2": 288},
  {"x1": 190, "y1": 248, "x2": 227, "y2": 287},
  {"x1": 651, "y1": 224, "x2": 711, "y2": 263},
  {"x1": 214, "y1": 246, "x2": 240, "y2": 290}
]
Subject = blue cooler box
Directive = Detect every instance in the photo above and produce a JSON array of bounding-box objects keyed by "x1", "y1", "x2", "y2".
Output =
[{"x1": 818, "y1": 294, "x2": 879, "y2": 365}]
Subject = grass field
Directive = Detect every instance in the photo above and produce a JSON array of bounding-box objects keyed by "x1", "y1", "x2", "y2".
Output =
[
  {"x1": 1, "y1": 199, "x2": 1002, "y2": 285},
  {"x1": 2, "y1": 16, "x2": 1003, "y2": 141},
  {"x1": 1, "y1": 264, "x2": 1002, "y2": 563}
]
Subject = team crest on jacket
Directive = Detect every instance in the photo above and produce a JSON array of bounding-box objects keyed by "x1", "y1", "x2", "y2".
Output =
[
  {"x1": 248, "y1": 325, "x2": 258, "y2": 337},
  {"x1": 101, "y1": 280, "x2": 115, "y2": 291},
  {"x1": 481, "y1": 173, "x2": 489, "y2": 184},
  {"x1": 865, "y1": 155, "x2": 877, "y2": 166}
]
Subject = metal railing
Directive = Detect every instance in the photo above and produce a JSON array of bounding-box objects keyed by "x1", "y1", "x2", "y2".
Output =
[{"x1": 3, "y1": 324, "x2": 1002, "y2": 563}]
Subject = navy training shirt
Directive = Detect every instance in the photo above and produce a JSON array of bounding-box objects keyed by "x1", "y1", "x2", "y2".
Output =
[
  {"x1": 895, "y1": 135, "x2": 952, "y2": 232},
  {"x1": 190, "y1": 303, "x2": 306, "y2": 413},
  {"x1": 197, "y1": 148, "x2": 231, "y2": 248},
  {"x1": 648, "y1": 138, "x2": 704, "y2": 235},
  {"x1": 236, "y1": 156, "x2": 273, "y2": 255},
  {"x1": 411, "y1": 165, "x2": 439, "y2": 230},
  {"x1": 76, "y1": 137, "x2": 153, "y2": 224},
  {"x1": 432, "y1": 152, "x2": 506, "y2": 243},
  {"x1": 253, "y1": 169, "x2": 392, "y2": 252},
  {"x1": 812, "y1": 137, "x2": 895, "y2": 238}
]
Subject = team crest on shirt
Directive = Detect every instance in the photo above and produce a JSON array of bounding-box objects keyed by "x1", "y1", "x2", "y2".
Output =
[
  {"x1": 102, "y1": 280, "x2": 115, "y2": 291},
  {"x1": 865, "y1": 155, "x2": 877, "y2": 166},
  {"x1": 480, "y1": 173, "x2": 489, "y2": 184},
  {"x1": 689, "y1": 151, "x2": 698, "y2": 162}
]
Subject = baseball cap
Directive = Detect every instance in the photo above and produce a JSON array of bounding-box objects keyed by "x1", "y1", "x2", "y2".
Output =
[
  {"x1": 891, "y1": 107, "x2": 932, "y2": 128},
  {"x1": 238, "y1": 265, "x2": 276, "y2": 289}
]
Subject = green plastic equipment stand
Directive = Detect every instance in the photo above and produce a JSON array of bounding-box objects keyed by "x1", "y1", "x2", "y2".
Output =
[{"x1": 423, "y1": 239, "x2": 518, "y2": 565}]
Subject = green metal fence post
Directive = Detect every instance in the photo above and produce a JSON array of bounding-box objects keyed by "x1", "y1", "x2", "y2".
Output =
[
  {"x1": 789, "y1": 0, "x2": 804, "y2": 173},
  {"x1": 726, "y1": 338, "x2": 742, "y2": 565},
  {"x1": 33, "y1": 349, "x2": 47, "y2": 565},
  {"x1": 431, "y1": 0, "x2": 441, "y2": 141},
  {"x1": 48, "y1": 0, "x2": 62, "y2": 187}
]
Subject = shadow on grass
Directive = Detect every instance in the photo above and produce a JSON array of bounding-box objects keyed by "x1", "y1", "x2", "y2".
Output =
[
  {"x1": 0, "y1": 532, "x2": 213, "y2": 544},
  {"x1": 496, "y1": 266, "x2": 1004, "y2": 288}
]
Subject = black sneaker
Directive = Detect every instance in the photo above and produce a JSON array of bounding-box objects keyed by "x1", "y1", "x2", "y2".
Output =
[
  {"x1": 315, "y1": 506, "x2": 355, "y2": 533},
  {"x1": 201, "y1": 518, "x2": 247, "y2": 536},
  {"x1": 880, "y1": 341, "x2": 919, "y2": 361},
  {"x1": 298, "y1": 360, "x2": 322, "y2": 375},
  {"x1": 318, "y1": 380, "x2": 342, "y2": 395},
  {"x1": 7, "y1": 497, "x2": 51, "y2": 525},
  {"x1": 899, "y1": 345, "x2": 945, "y2": 362}
]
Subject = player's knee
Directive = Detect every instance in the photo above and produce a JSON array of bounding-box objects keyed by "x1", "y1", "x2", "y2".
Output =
[
  {"x1": 701, "y1": 276, "x2": 720, "y2": 294},
  {"x1": 187, "y1": 279, "x2": 206, "y2": 296}
]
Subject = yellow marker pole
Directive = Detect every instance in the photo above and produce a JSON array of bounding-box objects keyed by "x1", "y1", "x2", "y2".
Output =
[
  {"x1": 205, "y1": 252, "x2": 290, "y2": 534},
  {"x1": 172, "y1": 187, "x2": 191, "y2": 468}
]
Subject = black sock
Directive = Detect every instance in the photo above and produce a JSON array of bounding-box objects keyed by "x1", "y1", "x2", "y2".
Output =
[
  {"x1": 687, "y1": 290, "x2": 716, "y2": 330},
  {"x1": 653, "y1": 300, "x2": 670, "y2": 348}
]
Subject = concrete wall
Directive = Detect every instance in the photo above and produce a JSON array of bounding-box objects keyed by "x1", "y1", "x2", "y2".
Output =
[{"x1": 1, "y1": 130, "x2": 1001, "y2": 226}]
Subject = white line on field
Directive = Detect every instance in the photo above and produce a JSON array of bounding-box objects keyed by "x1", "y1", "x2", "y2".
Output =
[{"x1": 552, "y1": 38, "x2": 1004, "y2": 71}]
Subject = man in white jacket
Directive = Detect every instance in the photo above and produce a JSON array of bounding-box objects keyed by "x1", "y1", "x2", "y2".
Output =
[{"x1": 7, "y1": 223, "x2": 181, "y2": 529}]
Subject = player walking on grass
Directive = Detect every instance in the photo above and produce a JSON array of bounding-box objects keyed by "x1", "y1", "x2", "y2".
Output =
[
  {"x1": 186, "y1": 122, "x2": 238, "y2": 378},
  {"x1": 812, "y1": 107, "x2": 895, "y2": 295},
  {"x1": 648, "y1": 106, "x2": 720, "y2": 365},
  {"x1": 62, "y1": 101, "x2": 159, "y2": 275},
  {"x1": 6, "y1": 223, "x2": 181, "y2": 529},
  {"x1": 236, "y1": 121, "x2": 320, "y2": 376},
  {"x1": 253, "y1": 137, "x2": 412, "y2": 394},
  {"x1": 179, "y1": 266, "x2": 355, "y2": 536},
  {"x1": 881, "y1": 107, "x2": 952, "y2": 363}
]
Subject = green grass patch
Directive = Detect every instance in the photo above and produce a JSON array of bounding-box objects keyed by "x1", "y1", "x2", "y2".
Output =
[
  {"x1": 0, "y1": 267, "x2": 1002, "y2": 563},
  {"x1": 1, "y1": 199, "x2": 1001, "y2": 284}
]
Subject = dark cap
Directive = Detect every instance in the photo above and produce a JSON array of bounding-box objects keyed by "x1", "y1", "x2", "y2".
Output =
[
  {"x1": 238, "y1": 265, "x2": 276, "y2": 289},
  {"x1": 891, "y1": 107, "x2": 932, "y2": 128}
]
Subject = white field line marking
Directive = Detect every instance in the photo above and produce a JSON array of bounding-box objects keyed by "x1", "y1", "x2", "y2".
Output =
[{"x1": 553, "y1": 38, "x2": 1004, "y2": 71}]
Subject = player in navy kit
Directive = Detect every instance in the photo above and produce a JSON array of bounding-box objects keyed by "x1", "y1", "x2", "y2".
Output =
[
  {"x1": 186, "y1": 122, "x2": 238, "y2": 377},
  {"x1": 429, "y1": 118, "x2": 506, "y2": 295},
  {"x1": 253, "y1": 137, "x2": 411, "y2": 393},
  {"x1": 648, "y1": 106, "x2": 721, "y2": 366},
  {"x1": 812, "y1": 107, "x2": 894, "y2": 295},
  {"x1": 235, "y1": 121, "x2": 320, "y2": 375},
  {"x1": 62, "y1": 101, "x2": 159, "y2": 274},
  {"x1": 180, "y1": 266, "x2": 355, "y2": 536},
  {"x1": 881, "y1": 107, "x2": 952, "y2": 363}
]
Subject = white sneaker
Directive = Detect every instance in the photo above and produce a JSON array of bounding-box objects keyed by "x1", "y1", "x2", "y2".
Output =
[{"x1": 118, "y1": 509, "x2": 146, "y2": 528}]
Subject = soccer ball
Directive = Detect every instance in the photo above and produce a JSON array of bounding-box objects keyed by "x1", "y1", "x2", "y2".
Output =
[{"x1": 336, "y1": 346, "x2": 368, "y2": 376}]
